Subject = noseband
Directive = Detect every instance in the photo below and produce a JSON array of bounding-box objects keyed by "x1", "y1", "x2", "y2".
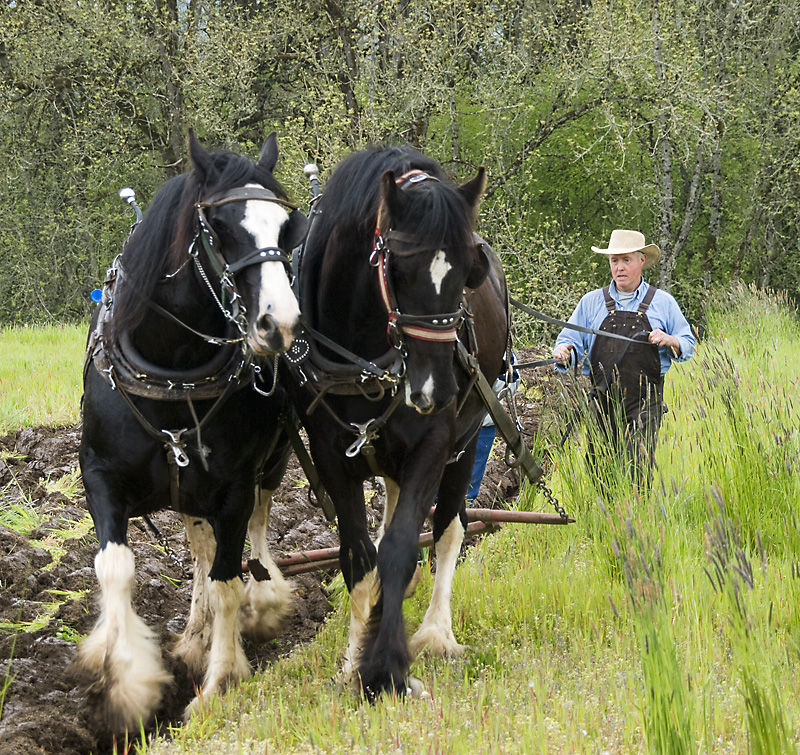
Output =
[{"x1": 371, "y1": 170, "x2": 466, "y2": 348}]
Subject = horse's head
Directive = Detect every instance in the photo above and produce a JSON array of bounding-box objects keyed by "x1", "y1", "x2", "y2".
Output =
[
  {"x1": 188, "y1": 131, "x2": 305, "y2": 355},
  {"x1": 376, "y1": 166, "x2": 488, "y2": 415}
]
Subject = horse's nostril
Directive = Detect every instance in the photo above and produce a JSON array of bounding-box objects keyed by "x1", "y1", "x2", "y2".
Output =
[
  {"x1": 410, "y1": 392, "x2": 434, "y2": 414},
  {"x1": 258, "y1": 314, "x2": 278, "y2": 336}
]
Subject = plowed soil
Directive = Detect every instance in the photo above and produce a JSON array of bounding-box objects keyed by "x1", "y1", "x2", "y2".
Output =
[{"x1": 0, "y1": 354, "x2": 556, "y2": 755}]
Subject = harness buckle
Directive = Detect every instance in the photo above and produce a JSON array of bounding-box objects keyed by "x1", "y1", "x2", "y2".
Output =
[
  {"x1": 345, "y1": 421, "x2": 375, "y2": 458},
  {"x1": 163, "y1": 429, "x2": 190, "y2": 467},
  {"x1": 102, "y1": 366, "x2": 117, "y2": 390},
  {"x1": 370, "y1": 235, "x2": 385, "y2": 267},
  {"x1": 387, "y1": 319, "x2": 404, "y2": 350}
]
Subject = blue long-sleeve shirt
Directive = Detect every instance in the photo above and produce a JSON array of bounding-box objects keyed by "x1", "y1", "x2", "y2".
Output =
[{"x1": 554, "y1": 279, "x2": 695, "y2": 377}]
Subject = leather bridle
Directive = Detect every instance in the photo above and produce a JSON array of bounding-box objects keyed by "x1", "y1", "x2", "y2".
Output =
[
  {"x1": 370, "y1": 170, "x2": 467, "y2": 350},
  {"x1": 193, "y1": 186, "x2": 299, "y2": 338}
]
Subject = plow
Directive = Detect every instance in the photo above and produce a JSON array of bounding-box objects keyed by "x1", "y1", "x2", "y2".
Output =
[{"x1": 247, "y1": 506, "x2": 574, "y2": 578}]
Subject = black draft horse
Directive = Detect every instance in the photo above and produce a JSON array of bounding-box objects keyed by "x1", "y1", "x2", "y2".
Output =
[
  {"x1": 79, "y1": 132, "x2": 307, "y2": 731},
  {"x1": 285, "y1": 146, "x2": 509, "y2": 697}
]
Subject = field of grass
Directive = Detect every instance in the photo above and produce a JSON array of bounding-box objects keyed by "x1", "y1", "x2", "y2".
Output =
[
  {"x1": 0, "y1": 324, "x2": 85, "y2": 434},
  {"x1": 2, "y1": 288, "x2": 799, "y2": 754},
  {"x1": 136, "y1": 285, "x2": 800, "y2": 755}
]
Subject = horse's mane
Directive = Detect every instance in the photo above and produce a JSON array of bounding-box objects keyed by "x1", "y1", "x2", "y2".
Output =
[
  {"x1": 111, "y1": 148, "x2": 286, "y2": 336},
  {"x1": 301, "y1": 146, "x2": 476, "y2": 317}
]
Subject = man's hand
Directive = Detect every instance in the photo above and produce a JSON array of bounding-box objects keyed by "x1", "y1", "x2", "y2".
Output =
[
  {"x1": 648, "y1": 329, "x2": 680, "y2": 356},
  {"x1": 553, "y1": 344, "x2": 574, "y2": 366}
]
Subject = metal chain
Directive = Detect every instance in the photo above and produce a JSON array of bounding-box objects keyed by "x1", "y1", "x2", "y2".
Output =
[
  {"x1": 141, "y1": 515, "x2": 191, "y2": 579},
  {"x1": 536, "y1": 475, "x2": 569, "y2": 521}
]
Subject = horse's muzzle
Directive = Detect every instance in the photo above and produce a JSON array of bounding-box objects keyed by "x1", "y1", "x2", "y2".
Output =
[
  {"x1": 408, "y1": 390, "x2": 456, "y2": 416},
  {"x1": 249, "y1": 314, "x2": 300, "y2": 354}
]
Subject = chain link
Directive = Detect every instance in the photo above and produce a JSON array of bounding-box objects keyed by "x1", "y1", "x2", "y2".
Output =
[
  {"x1": 536, "y1": 475, "x2": 570, "y2": 521},
  {"x1": 142, "y1": 515, "x2": 191, "y2": 579}
]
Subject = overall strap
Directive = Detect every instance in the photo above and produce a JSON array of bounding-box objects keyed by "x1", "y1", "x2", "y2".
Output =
[
  {"x1": 638, "y1": 284, "x2": 657, "y2": 314},
  {"x1": 602, "y1": 286, "x2": 615, "y2": 314}
]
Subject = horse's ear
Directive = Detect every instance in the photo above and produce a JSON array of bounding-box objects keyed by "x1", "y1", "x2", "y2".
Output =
[
  {"x1": 458, "y1": 166, "x2": 487, "y2": 211},
  {"x1": 465, "y1": 239, "x2": 491, "y2": 289},
  {"x1": 257, "y1": 132, "x2": 279, "y2": 173},
  {"x1": 187, "y1": 129, "x2": 216, "y2": 182},
  {"x1": 378, "y1": 169, "x2": 402, "y2": 230}
]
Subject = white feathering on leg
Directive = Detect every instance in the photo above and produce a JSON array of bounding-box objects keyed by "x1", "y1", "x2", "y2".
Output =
[
  {"x1": 79, "y1": 543, "x2": 171, "y2": 732},
  {"x1": 408, "y1": 516, "x2": 466, "y2": 658},
  {"x1": 239, "y1": 488, "x2": 293, "y2": 643}
]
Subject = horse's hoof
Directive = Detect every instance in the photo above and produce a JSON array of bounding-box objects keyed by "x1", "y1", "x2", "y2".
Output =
[
  {"x1": 407, "y1": 677, "x2": 428, "y2": 699},
  {"x1": 408, "y1": 626, "x2": 466, "y2": 659}
]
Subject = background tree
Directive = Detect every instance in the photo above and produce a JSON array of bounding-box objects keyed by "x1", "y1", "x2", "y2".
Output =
[{"x1": 1, "y1": 0, "x2": 798, "y2": 331}]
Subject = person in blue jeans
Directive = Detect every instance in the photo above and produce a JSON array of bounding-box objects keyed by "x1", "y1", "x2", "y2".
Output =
[{"x1": 466, "y1": 356, "x2": 519, "y2": 504}]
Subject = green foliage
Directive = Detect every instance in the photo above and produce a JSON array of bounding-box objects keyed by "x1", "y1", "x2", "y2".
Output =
[{"x1": 1, "y1": 0, "x2": 799, "y2": 324}]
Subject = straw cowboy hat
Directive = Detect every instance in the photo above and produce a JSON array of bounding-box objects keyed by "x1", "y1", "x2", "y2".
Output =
[{"x1": 591, "y1": 229, "x2": 661, "y2": 270}]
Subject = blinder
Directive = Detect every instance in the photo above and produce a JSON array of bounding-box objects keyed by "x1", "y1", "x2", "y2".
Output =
[
  {"x1": 195, "y1": 186, "x2": 305, "y2": 279},
  {"x1": 280, "y1": 209, "x2": 310, "y2": 255},
  {"x1": 465, "y1": 240, "x2": 491, "y2": 290}
]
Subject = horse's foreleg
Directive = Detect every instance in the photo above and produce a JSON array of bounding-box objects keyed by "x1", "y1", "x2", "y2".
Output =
[
  {"x1": 325, "y1": 476, "x2": 378, "y2": 688},
  {"x1": 79, "y1": 542, "x2": 171, "y2": 732},
  {"x1": 238, "y1": 487, "x2": 293, "y2": 643},
  {"x1": 184, "y1": 575, "x2": 250, "y2": 719},
  {"x1": 173, "y1": 515, "x2": 216, "y2": 676},
  {"x1": 409, "y1": 450, "x2": 472, "y2": 659},
  {"x1": 185, "y1": 512, "x2": 251, "y2": 720},
  {"x1": 408, "y1": 514, "x2": 466, "y2": 658},
  {"x1": 382, "y1": 477, "x2": 422, "y2": 599},
  {"x1": 341, "y1": 566, "x2": 379, "y2": 688}
]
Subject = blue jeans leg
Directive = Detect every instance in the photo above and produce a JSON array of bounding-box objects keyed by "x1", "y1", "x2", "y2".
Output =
[{"x1": 467, "y1": 425, "x2": 496, "y2": 503}]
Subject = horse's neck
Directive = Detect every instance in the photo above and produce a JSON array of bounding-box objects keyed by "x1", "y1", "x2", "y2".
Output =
[
  {"x1": 314, "y1": 249, "x2": 388, "y2": 358},
  {"x1": 132, "y1": 275, "x2": 228, "y2": 369}
]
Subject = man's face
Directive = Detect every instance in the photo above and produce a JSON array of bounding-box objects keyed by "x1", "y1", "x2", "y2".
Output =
[{"x1": 609, "y1": 252, "x2": 646, "y2": 293}]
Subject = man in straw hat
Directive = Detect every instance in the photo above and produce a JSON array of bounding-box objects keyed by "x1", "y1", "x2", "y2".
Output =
[{"x1": 552, "y1": 229, "x2": 695, "y2": 483}]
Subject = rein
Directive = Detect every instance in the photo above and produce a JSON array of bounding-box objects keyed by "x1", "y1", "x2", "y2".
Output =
[{"x1": 510, "y1": 296, "x2": 655, "y2": 346}]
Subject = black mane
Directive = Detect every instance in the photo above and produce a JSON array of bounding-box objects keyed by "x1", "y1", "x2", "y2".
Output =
[{"x1": 301, "y1": 146, "x2": 476, "y2": 323}]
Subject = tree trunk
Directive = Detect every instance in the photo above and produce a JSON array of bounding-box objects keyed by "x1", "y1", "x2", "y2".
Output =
[{"x1": 651, "y1": 0, "x2": 675, "y2": 288}]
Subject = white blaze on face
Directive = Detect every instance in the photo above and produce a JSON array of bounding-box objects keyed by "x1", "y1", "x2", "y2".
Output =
[
  {"x1": 429, "y1": 249, "x2": 452, "y2": 296},
  {"x1": 240, "y1": 185, "x2": 300, "y2": 346}
]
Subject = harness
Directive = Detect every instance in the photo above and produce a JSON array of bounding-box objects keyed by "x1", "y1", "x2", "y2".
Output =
[
  {"x1": 85, "y1": 185, "x2": 300, "y2": 486},
  {"x1": 282, "y1": 166, "x2": 565, "y2": 518},
  {"x1": 285, "y1": 169, "x2": 475, "y2": 467}
]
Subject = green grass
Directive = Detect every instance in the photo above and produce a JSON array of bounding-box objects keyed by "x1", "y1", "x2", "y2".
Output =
[
  {"x1": 135, "y1": 285, "x2": 800, "y2": 754},
  {"x1": 2, "y1": 289, "x2": 799, "y2": 753},
  {"x1": 0, "y1": 324, "x2": 85, "y2": 434}
]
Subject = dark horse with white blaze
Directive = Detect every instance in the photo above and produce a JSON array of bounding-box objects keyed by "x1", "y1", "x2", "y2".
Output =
[
  {"x1": 284, "y1": 146, "x2": 509, "y2": 697},
  {"x1": 79, "y1": 132, "x2": 306, "y2": 730}
]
